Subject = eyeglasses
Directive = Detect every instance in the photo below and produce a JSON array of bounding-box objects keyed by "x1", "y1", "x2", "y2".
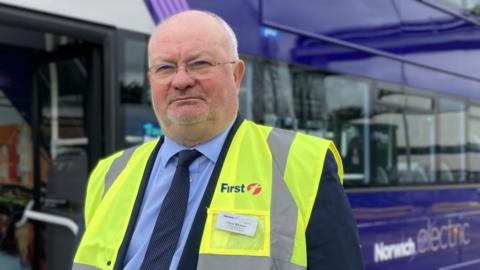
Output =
[{"x1": 148, "y1": 60, "x2": 237, "y2": 83}]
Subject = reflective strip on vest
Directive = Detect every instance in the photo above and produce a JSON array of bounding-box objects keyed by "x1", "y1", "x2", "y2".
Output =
[
  {"x1": 197, "y1": 254, "x2": 305, "y2": 270},
  {"x1": 267, "y1": 128, "x2": 298, "y2": 262},
  {"x1": 103, "y1": 146, "x2": 137, "y2": 198},
  {"x1": 71, "y1": 263, "x2": 101, "y2": 270}
]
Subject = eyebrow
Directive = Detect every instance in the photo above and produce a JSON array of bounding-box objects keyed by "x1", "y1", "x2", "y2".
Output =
[
  {"x1": 151, "y1": 51, "x2": 216, "y2": 65},
  {"x1": 184, "y1": 51, "x2": 216, "y2": 62}
]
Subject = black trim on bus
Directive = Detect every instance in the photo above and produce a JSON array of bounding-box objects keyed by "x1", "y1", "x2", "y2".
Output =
[{"x1": 32, "y1": 59, "x2": 42, "y2": 270}]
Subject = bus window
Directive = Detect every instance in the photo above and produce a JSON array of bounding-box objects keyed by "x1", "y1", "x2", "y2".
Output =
[
  {"x1": 239, "y1": 55, "x2": 472, "y2": 188},
  {"x1": 438, "y1": 0, "x2": 480, "y2": 16},
  {"x1": 369, "y1": 89, "x2": 404, "y2": 186},
  {"x1": 118, "y1": 31, "x2": 157, "y2": 147},
  {"x1": 291, "y1": 68, "x2": 328, "y2": 135},
  {"x1": 402, "y1": 95, "x2": 436, "y2": 184},
  {"x1": 242, "y1": 56, "x2": 296, "y2": 129},
  {"x1": 324, "y1": 75, "x2": 371, "y2": 186},
  {"x1": 437, "y1": 98, "x2": 466, "y2": 183},
  {"x1": 468, "y1": 104, "x2": 480, "y2": 182}
]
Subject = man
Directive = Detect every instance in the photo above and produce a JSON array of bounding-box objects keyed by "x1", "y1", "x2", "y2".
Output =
[{"x1": 73, "y1": 10, "x2": 363, "y2": 270}]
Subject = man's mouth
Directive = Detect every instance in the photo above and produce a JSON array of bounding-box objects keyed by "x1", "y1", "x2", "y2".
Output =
[{"x1": 170, "y1": 97, "x2": 203, "y2": 104}]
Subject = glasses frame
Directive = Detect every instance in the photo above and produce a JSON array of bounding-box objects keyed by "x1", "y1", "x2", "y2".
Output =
[{"x1": 148, "y1": 60, "x2": 237, "y2": 82}]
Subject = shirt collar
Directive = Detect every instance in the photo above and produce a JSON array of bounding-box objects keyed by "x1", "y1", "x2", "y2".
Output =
[{"x1": 159, "y1": 122, "x2": 234, "y2": 168}]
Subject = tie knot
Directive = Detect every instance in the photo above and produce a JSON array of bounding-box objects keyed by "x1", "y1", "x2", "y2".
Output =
[{"x1": 177, "y1": 149, "x2": 201, "y2": 168}]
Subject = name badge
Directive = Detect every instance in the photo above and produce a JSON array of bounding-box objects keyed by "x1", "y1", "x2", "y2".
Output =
[{"x1": 214, "y1": 212, "x2": 258, "y2": 237}]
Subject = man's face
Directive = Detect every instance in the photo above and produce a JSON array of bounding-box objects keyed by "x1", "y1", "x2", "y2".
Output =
[{"x1": 148, "y1": 13, "x2": 244, "y2": 142}]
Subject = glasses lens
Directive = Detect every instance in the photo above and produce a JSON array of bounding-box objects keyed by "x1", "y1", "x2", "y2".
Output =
[
  {"x1": 150, "y1": 64, "x2": 176, "y2": 82},
  {"x1": 187, "y1": 60, "x2": 214, "y2": 76}
]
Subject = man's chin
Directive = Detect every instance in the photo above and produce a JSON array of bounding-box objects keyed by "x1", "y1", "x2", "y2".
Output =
[{"x1": 167, "y1": 113, "x2": 209, "y2": 126}]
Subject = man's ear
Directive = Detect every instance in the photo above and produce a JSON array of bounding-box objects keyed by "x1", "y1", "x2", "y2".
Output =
[{"x1": 233, "y1": 60, "x2": 246, "y2": 89}]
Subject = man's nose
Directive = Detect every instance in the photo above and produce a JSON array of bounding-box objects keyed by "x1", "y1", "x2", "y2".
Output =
[{"x1": 171, "y1": 66, "x2": 195, "y2": 90}]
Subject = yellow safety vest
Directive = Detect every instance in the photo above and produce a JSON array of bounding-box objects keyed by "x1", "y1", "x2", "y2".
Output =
[{"x1": 73, "y1": 120, "x2": 343, "y2": 270}]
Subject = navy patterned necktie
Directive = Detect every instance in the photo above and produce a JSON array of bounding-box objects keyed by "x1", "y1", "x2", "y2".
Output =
[{"x1": 140, "y1": 149, "x2": 201, "y2": 270}]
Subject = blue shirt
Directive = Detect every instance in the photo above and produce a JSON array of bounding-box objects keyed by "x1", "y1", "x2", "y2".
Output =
[{"x1": 123, "y1": 126, "x2": 231, "y2": 270}]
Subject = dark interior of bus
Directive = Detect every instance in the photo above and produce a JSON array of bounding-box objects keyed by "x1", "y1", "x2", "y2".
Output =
[{"x1": 0, "y1": 21, "x2": 102, "y2": 270}]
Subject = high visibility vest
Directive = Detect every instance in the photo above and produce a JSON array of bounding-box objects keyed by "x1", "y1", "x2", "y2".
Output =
[{"x1": 73, "y1": 120, "x2": 343, "y2": 270}]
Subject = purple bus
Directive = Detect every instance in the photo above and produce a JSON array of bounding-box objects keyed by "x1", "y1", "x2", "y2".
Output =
[{"x1": 1, "y1": 0, "x2": 480, "y2": 269}]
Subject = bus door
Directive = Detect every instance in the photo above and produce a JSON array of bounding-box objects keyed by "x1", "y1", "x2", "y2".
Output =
[{"x1": 30, "y1": 38, "x2": 103, "y2": 270}]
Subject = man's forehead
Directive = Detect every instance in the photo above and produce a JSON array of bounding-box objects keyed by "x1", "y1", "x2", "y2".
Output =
[
  {"x1": 150, "y1": 37, "x2": 223, "y2": 55},
  {"x1": 153, "y1": 33, "x2": 220, "y2": 45},
  {"x1": 151, "y1": 12, "x2": 228, "y2": 44}
]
